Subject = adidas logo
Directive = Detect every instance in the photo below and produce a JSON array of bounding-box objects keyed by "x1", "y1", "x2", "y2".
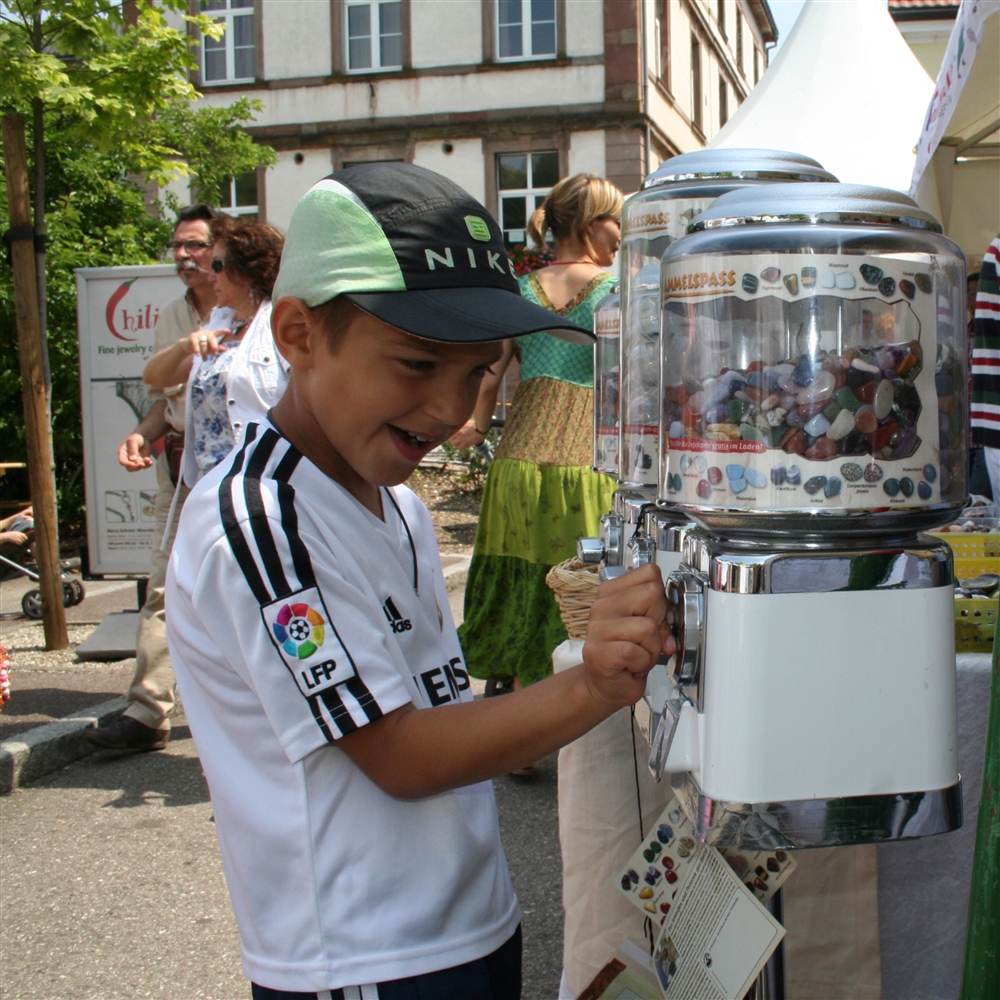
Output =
[{"x1": 383, "y1": 596, "x2": 413, "y2": 634}]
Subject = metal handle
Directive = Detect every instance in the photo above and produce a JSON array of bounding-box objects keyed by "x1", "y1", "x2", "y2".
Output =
[
  {"x1": 666, "y1": 570, "x2": 704, "y2": 686},
  {"x1": 599, "y1": 512, "x2": 623, "y2": 567},
  {"x1": 625, "y1": 530, "x2": 657, "y2": 569},
  {"x1": 576, "y1": 536, "x2": 604, "y2": 565}
]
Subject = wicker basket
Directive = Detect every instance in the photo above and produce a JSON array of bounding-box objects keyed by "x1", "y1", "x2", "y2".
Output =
[{"x1": 546, "y1": 558, "x2": 600, "y2": 640}]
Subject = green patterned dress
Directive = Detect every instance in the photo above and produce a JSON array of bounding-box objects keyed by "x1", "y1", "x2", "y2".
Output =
[{"x1": 459, "y1": 271, "x2": 617, "y2": 685}]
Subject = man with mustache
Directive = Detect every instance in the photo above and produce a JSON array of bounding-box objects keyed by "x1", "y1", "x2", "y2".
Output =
[{"x1": 86, "y1": 204, "x2": 219, "y2": 752}]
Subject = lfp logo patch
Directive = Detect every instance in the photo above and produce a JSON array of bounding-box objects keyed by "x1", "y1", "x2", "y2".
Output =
[
  {"x1": 272, "y1": 602, "x2": 326, "y2": 659},
  {"x1": 262, "y1": 588, "x2": 357, "y2": 697}
]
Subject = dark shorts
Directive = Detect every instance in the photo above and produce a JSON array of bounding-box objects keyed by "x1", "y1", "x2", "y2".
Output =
[{"x1": 250, "y1": 925, "x2": 521, "y2": 1000}]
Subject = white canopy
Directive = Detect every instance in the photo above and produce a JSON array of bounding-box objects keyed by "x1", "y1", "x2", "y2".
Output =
[
  {"x1": 911, "y1": 0, "x2": 1000, "y2": 264},
  {"x1": 708, "y1": 0, "x2": 935, "y2": 192}
]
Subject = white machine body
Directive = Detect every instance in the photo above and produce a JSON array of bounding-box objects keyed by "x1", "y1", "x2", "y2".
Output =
[
  {"x1": 649, "y1": 532, "x2": 963, "y2": 847},
  {"x1": 698, "y1": 586, "x2": 958, "y2": 802}
]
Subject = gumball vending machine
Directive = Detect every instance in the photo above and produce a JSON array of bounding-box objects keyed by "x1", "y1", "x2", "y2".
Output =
[
  {"x1": 579, "y1": 150, "x2": 836, "y2": 745},
  {"x1": 655, "y1": 185, "x2": 966, "y2": 848},
  {"x1": 580, "y1": 149, "x2": 836, "y2": 584}
]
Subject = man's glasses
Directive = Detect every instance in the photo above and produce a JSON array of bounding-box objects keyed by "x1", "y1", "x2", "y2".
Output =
[{"x1": 168, "y1": 240, "x2": 213, "y2": 254}]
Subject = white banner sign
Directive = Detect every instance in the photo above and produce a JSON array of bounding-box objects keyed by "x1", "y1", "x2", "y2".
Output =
[
  {"x1": 75, "y1": 264, "x2": 186, "y2": 575},
  {"x1": 910, "y1": 0, "x2": 1000, "y2": 194}
]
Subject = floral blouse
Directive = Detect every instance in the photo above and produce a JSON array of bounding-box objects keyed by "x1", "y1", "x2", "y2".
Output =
[{"x1": 189, "y1": 342, "x2": 242, "y2": 474}]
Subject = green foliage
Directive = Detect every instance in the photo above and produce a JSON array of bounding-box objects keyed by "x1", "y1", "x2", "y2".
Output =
[
  {"x1": 440, "y1": 432, "x2": 498, "y2": 493},
  {"x1": 0, "y1": 134, "x2": 174, "y2": 536},
  {"x1": 0, "y1": 2, "x2": 276, "y2": 541},
  {"x1": 1, "y1": 0, "x2": 220, "y2": 186},
  {"x1": 154, "y1": 99, "x2": 276, "y2": 204}
]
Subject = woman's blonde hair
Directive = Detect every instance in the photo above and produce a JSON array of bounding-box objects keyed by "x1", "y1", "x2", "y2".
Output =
[{"x1": 527, "y1": 173, "x2": 624, "y2": 259}]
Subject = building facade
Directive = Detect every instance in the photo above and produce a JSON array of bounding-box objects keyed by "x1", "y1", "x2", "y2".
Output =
[
  {"x1": 888, "y1": 0, "x2": 960, "y2": 78},
  {"x1": 165, "y1": 1, "x2": 776, "y2": 231}
]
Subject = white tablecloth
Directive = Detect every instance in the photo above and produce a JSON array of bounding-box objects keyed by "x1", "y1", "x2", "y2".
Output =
[{"x1": 877, "y1": 653, "x2": 992, "y2": 1000}]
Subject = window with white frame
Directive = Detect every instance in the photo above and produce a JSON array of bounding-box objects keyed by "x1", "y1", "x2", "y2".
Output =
[
  {"x1": 497, "y1": 0, "x2": 556, "y2": 61},
  {"x1": 497, "y1": 150, "x2": 559, "y2": 246},
  {"x1": 218, "y1": 171, "x2": 258, "y2": 219},
  {"x1": 200, "y1": 0, "x2": 255, "y2": 84},
  {"x1": 345, "y1": 0, "x2": 403, "y2": 72}
]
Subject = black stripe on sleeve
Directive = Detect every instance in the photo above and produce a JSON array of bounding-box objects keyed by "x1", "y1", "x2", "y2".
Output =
[
  {"x1": 271, "y1": 445, "x2": 317, "y2": 590},
  {"x1": 219, "y1": 425, "x2": 272, "y2": 606},
  {"x1": 319, "y1": 686, "x2": 358, "y2": 736},
  {"x1": 344, "y1": 676, "x2": 384, "y2": 724},
  {"x1": 242, "y1": 429, "x2": 292, "y2": 599},
  {"x1": 307, "y1": 694, "x2": 334, "y2": 743}
]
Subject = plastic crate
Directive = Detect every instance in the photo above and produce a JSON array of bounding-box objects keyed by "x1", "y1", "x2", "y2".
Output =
[
  {"x1": 954, "y1": 597, "x2": 998, "y2": 653},
  {"x1": 929, "y1": 531, "x2": 1000, "y2": 581}
]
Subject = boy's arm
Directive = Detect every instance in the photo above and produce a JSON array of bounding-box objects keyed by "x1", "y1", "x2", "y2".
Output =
[{"x1": 338, "y1": 564, "x2": 672, "y2": 799}]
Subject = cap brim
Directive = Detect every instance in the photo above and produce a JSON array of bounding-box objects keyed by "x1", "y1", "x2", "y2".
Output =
[{"x1": 345, "y1": 287, "x2": 594, "y2": 344}]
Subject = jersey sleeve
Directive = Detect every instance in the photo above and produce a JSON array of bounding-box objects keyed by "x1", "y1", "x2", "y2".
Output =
[{"x1": 186, "y1": 519, "x2": 415, "y2": 764}]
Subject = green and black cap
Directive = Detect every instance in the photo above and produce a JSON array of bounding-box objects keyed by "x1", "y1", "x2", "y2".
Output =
[{"x1": 272, "y1": 162, "x2": 593, "y2": 344}]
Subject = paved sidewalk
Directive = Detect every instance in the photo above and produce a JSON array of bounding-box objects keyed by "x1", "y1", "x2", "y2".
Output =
[
  {"x1": 1, "y1": 555, "x2": 471, "y2": 792},
  {"x1": 1, "y1": 548, "x2": 564, "y2": 999},
  {"x1": 0, "y1": 720, "x2": 562, "y2": 999}
]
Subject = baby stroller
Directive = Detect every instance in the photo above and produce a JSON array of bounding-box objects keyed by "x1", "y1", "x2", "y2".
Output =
[{"x1": 1, "y1": 554, "x2": 85, "y2": 619}]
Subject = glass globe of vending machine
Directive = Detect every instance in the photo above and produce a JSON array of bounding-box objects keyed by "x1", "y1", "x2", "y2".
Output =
[
  {"x1": 579, "y1": 149, "x2": 837, "y2": 751},
  {"x1": 608, "y1": 149, "x2": 836, "y2": 577},
  {"x1": 654, "y1": 184, "x2": 967, "y2": 848},
  {"x1": 592, "y1": 284, "x2": 621, "y2": 479}
]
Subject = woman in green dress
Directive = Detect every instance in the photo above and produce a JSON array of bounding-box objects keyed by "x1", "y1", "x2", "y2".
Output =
[{"x1": 455, "y1": 173, "x2": 624, "y2": 712}]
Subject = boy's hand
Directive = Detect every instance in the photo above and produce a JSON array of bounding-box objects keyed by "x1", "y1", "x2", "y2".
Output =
[{"x1": 582, "y1": 563, "x2": 674, "y2": 709}]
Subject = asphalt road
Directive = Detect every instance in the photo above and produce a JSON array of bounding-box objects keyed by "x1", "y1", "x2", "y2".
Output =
[
  {"x1": 0, "y1": 583, "x2": 565, "y2": 1000},
  {"x1": 1, "y1": 723, "x2": 563, "y2": 1000}
]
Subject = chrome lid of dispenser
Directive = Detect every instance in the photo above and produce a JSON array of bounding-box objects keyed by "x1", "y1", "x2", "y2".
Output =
[
  {"x1": 642, "y1": 148, "x2": 837, "y2": 191},
  {"x1": 705, "y1": 534, "x2": 954, "y2": 595},
  {"x1": 688, "y1": 183, "x2": 943, "y2": 233}
]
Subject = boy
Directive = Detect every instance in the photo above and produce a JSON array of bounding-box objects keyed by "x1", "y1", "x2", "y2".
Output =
[{"x1": 166, "y1": 164, "x2": 670, "y2": 999}]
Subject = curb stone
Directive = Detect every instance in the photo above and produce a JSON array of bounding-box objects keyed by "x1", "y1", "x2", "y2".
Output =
[
  {"x1": 0, "y1": 559, "x2": 471, "y2": 794},
  {"x1": 0, "y1": 697, "x2": 127, "y2": 795},
  {"x1": 443, "y1": 556, "x2": 471, "y2": 592}
]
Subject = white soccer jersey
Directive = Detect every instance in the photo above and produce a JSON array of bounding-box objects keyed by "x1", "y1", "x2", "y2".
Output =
[{"x1": 166, "y1": 419, "x2": 519, "y2": 991}]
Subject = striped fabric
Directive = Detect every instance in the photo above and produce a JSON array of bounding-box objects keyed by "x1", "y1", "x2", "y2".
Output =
[
  {"x1": 219, "y1": 424, "x2": 384, "y2": 741},
  {"x1": 971, "y1": 236, "x2": 1000, "y2": 448}
]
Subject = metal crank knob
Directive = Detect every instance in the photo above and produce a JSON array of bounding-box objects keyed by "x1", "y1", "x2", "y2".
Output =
[
  {"x1": 577, "y1": 536, "x2": 604, "y2": 565},
  {"x1": 665, "y1": 570, "x2": 704, "y2": 686}
]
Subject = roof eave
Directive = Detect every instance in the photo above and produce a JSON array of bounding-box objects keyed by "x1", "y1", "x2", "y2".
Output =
[{"x1": 747, "y1": 0, "x2": 779, "y2": 45}]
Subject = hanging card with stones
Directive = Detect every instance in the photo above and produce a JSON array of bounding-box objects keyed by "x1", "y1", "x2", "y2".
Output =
[
  {"x1": 617, "y1": 798, "x2": 797, "y2": 928},
  {"x1": 650, "y1": 848, "x2": 785, "y2": 1000},
  {"x1": 660, "y1": 253, "x2": 955, "y2": 512}
]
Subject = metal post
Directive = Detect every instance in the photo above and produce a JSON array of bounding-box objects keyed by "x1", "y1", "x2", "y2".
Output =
[{"x1": 959, "y1": 623, "x2": 1000, "y2": 996}]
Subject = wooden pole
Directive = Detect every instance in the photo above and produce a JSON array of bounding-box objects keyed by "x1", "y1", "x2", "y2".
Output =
[{"x1": 2, "y1": 113, "x2": 68, "y2": 650}]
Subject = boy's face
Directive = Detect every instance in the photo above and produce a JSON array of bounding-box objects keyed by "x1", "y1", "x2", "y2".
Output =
[{"x1": 274, "y1": 303, "x2": 502, "y2": 498}]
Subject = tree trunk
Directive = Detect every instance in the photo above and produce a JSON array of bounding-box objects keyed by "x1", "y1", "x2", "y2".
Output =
[
  {"x1": 2, "y1": 113, "x2": 68, "y2": 650},
  {"x1": 31, "y1": 96, "x2": 50, "y2": 402}
]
